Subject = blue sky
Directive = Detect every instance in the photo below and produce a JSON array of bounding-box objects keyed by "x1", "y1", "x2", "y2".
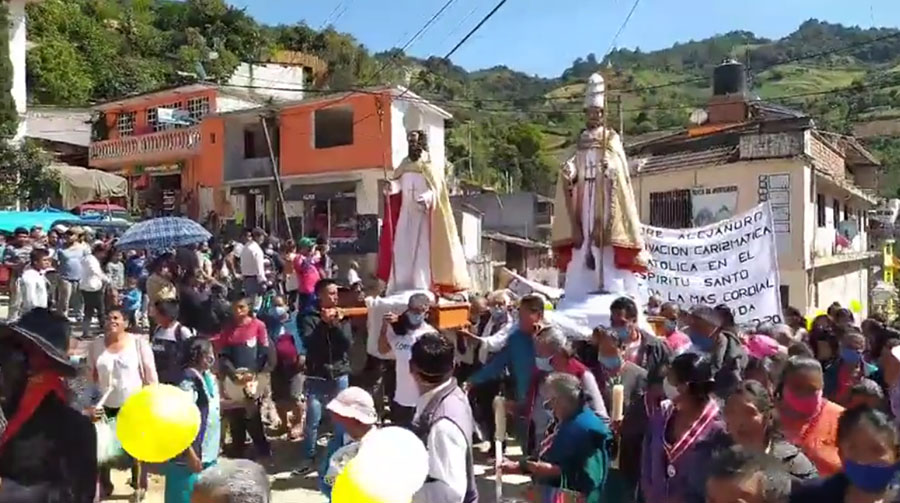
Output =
[{"x1": 227, "y1": 0, "x2": 899, "y2": 77}]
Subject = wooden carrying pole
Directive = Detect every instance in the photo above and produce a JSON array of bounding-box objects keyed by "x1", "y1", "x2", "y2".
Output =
[
  {"x1": 375, "y1": 96, "x2": 397, "y2": 280},
  {"x1": 261, "y1": 115, "x2": 294, "y2": 242}
]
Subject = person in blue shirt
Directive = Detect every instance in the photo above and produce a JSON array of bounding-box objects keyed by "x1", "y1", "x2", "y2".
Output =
[
  {"x1": 466, "y1": 294, "x2": 546, "y2": 451},
  {"x1": 120, "y1": 276, "x2": 143, "y2": 329}
]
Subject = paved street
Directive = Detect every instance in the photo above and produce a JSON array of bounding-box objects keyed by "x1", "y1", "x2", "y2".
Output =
[{"x1": 0, "y1": 298, "x2": 533, "y2": 502}]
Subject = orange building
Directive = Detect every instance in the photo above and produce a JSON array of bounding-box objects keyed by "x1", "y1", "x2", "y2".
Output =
[
  {"x1": 208, "y1": 87, "x2": 452, "y2": 259},
  {"x1": 88, "y1": 83, "x2": 268, "y2": 219}
]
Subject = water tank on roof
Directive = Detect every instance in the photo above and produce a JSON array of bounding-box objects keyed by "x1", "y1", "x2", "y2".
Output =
[{"x1": 713, "y1": 59, "x2": 747, "y2": 96}]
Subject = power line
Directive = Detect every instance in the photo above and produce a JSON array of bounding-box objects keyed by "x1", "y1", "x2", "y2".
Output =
[
  {"x1": 319, "y1": 1, "x2": 346, "y2": 29},
  {"x1": 605, "y1": 0, "x2": 642, "y2": 57},
  {"x1": 443, "y1": 0, "x2": 508, "y2": 60},
  {"x1": 430, "y1": 29, "x2": 900, "y2": 106},
  {"x1": 219, "y1": 75, "x2": 899, "y2": 118}
]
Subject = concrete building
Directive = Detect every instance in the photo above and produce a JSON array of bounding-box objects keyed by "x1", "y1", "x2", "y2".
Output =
[
  {"x1": 629, "y1": 61, "x2": 881, "y2": 317},
  {"x1": 198, "y1": 86, "x2": 451, "y2": 275},
  {"x1": 455, "y1": 191, "x2": 553, "y2": 241},
  {"x1": 86, "y1": 56, "x2": 326, "y2": 219}
]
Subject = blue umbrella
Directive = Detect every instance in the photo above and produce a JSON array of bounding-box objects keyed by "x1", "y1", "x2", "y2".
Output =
[{"x1": 115, "y1": 217, "x2": 211, "y2": 250}]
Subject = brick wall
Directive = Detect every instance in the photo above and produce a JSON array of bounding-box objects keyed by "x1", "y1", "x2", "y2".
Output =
[
  {"x1": 739, "y1": 132, "x2": 804, "y2": 160},
  {"x1": 807, "y1": 135, "x2": 847, "y2": 180}
]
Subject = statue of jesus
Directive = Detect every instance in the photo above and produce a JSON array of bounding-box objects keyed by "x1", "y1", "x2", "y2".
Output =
[
  {"x1": 551, "y1": 73, "x2": 648, "y2": 299},
  {"x1": 376, "y1": 106, "x2": 470, "y2": 295}
]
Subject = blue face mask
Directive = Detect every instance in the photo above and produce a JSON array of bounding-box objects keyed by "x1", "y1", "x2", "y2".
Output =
[
  {"x1": 840, "y1": 347, "x2": 863, "y2": 365},
  {"x1": 491, "y1": 307, "x2": 507, "y2": 318},
  {"x1": 664, "y1": 320, "x2": 678, "y2": 333},
  {"x1": 689, "y1": 330, "x2": 716, "y2": 352},
  {"x1": 407, "y1": 312, "x2": 425, "y2": 327},
  {"x1": 613, "y1": 326, "x2": 631, "y2": 341},
  {"x1": 535, "y1": 356, "x2": 553, "y2": 372},
  {"x1": 599, "y1": 355, "x2": 623, "y2": 370},
  {"x1": 844, "y1": 459, "x2": 900, "y2": 493}
]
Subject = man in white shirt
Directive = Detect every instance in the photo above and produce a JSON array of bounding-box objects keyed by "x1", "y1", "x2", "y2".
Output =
[
  {"x1": 410, "y1": 333, "x2": 477, "y2": 503},
  {"x1": 14, "y1": 249, "x2": 51, "y2": 317},
  {"x1": 79, "y1": 243, "x2": 109, "y2": 338},
  {"x1": 240, "y1": 228, "x2": 267, "y2": 311},
  {"x1": 378, "y1": 293, "x2": 435, "y2": 427}
]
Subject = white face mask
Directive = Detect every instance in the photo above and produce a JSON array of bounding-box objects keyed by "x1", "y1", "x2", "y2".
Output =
[{"x1": 663, "y1": 378, "x2": 681, "y2": 401}]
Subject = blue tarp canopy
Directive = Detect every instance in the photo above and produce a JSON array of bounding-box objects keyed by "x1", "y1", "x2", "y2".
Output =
[{"x1": 0, "y1": 209, "x2": 78, "y2": 233}]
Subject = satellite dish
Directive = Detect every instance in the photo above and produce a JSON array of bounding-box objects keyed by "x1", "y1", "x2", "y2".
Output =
[{"x1": 689, "y1": 109, "x2": 709, "y2": 125}]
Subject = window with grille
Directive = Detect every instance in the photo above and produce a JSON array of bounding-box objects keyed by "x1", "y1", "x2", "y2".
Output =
[
  {"x1": 116, "y1": 111, "x2": 136, "y2": 137},
  {"x1": 187, "y1": 96, "x2": 210, "y2": 121},
  {"x1": 147, "y1": 102, "x2": 184, "y2": 132},
  {"x1": 649, "y1": 189, "x2": 692, "y2": 229}
]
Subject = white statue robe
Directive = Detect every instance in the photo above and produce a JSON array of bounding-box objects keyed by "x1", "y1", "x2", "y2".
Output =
[
  {"x1": 386, "y1": 171, "x2": 434, "y2": 293},
  {"x1": 563, "y1": 134, "x2": 641, "y2": 299}
]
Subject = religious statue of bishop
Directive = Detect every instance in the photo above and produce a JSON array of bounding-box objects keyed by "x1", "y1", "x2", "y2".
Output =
[
  {"x1": 552, "y1": 73, "x2": 648, "y2": 299},
  {"x1": 376, "y1": 106, "x2": 470, "y2": 295}
]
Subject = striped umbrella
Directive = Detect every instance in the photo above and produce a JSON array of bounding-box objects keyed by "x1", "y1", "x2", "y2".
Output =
[{"x1": 115, "y1": 217, "x2": 211, "y2": 251}]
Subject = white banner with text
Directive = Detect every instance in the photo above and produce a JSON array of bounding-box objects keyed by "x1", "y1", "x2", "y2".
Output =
[{"x1": 643, "y1": 203, "x2": 782, "y2": 326}]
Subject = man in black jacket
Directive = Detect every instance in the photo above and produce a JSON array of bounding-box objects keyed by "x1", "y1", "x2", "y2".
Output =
[
  {"x1": 0, "y1": 308, "x2": 97, "y2": 502},
  {"x1": 295, "y1": 278, "x2": 352, "y2": 474},
  {"x1": 610, "y1": 296, "x2": 671, "y2": 377}
]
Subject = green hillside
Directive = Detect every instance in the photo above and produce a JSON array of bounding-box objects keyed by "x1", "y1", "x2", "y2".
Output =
[{"x1": 24, "y1": 1, "x2": 900, "y2": 195}]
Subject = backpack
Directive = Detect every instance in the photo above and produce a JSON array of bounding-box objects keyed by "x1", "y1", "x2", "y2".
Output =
[{"x1": 151, "y1": 323, "x2": 192, "y2": 385}]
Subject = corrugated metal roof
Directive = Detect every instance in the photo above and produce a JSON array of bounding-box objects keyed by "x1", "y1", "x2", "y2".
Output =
[
  {"x1": 482, "y1": 231, "x2": 550, "y2": 249},
  {"x1": 636, "y1": 145, "x2": 739, "y2": 175}
]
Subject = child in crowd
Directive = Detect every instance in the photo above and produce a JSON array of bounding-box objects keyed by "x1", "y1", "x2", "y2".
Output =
[
  {"x1": 164, "y1": 338, "x2": 221, "y2": 503},
  {"x1": 846, "y1": 380, "x2": 884, "y2": 410},
  {"x1": 706, "y1": 446, "x2": 791, "y2": 503},
  {"x1": 120, "y1": 276, "x2": 143, "y2": 329},
  {"x1": 106, "y1": 250, "x2": 126, "y2": 292}
]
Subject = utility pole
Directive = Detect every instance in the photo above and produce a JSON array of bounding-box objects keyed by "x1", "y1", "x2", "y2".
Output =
[
  {"x1": 617, "y1": 95, "x2": 624, "y2": 141},
  {"x1": 261, "y1": 114, "x2": 293, "y2": 242},
  {"x1": 467, "y1": 122, "x2": 474, "y2": 178}
]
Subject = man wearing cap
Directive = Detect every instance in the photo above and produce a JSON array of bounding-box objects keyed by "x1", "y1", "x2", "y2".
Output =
[
  {"x1": 686, "y1": 305, "x2": 747, "y2": 398},
  {"x1": 319, "y1": 387, "x2": 379, "y2": 499},
  {"x1": 293, "y1": 237, "x2": 320, "y2": 313},
  {"x1": 410, "y1": 333, "x2": 477, "y2": 503},
  {"x1": 3, "y1": 227, "x2": 33, "y2": 320},
  {"x1": 0, "y1": 308, "x2": 97, "y2": 501}
]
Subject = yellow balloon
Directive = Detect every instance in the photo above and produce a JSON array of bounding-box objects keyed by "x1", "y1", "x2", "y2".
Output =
[
  {"x1": 331, "y1": 459, "x2": 382, "y2": 503},
  {"x1": 116, "y1": 384, "x2": 201, "y2": 463},
  {"x1": 850, "y1": 300, "x2": 863, "y2": 314},
  {"x1": 807, "y1": 310, "x2": 828, "y2": 331}
]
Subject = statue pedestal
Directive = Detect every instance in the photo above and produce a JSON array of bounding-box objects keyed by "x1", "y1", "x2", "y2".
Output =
[
  {"x1": 548, "y1": 292, "x2": 652, "y2": 340},
  {"x1": 363, "y1": 290, "x2": 470, "y2": 358}
]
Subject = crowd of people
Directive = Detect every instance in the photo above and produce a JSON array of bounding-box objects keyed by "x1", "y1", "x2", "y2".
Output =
[{"x1": 4, "y1": 222, "x2": 900, "y2": 503}]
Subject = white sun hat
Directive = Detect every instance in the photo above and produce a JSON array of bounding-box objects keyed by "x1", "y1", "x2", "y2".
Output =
[{"x1": 326, "y1": 386, "x2": 378, "y2": 425}]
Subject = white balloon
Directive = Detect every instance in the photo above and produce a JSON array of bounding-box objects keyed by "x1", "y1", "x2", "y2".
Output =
[{"x1": 351, "y1": 426, "x2": 429, "y2": 502}]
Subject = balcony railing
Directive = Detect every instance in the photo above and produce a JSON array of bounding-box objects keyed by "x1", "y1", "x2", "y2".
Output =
[{"x1": 89, "y1": 127, "x2": 202, "y2": 167}]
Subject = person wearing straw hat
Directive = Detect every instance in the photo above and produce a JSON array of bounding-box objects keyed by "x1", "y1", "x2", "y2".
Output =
[
  {"x1": 0, "y1": 308, "x2": 97, "y2": 502},
  {"x1": 319, "y1": 386, "x2": 379, "y2": 499}
]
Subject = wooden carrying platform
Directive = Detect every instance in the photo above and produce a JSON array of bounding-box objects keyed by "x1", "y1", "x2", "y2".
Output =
[{"x1": 343, "y1": 302, "x2": 471, "y2": 330}]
